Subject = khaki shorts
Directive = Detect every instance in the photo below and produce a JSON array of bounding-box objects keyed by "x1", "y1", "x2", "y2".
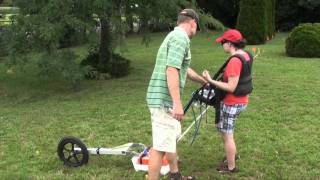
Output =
[{"x1": 149, "y1": 107, "x2": 181, "y2": 153}]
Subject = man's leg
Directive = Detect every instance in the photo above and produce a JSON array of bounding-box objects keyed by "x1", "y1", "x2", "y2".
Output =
[
  {"x1": 222, "y1": 133, "x2": 236, "y2": 169},
  {"x1": 166, "y1": 151, "x2": 179, "y2": 173},
  {"x1": 148, "y1": 149, "x2": 165, "y2": 180},
  {"x1": 148, "y1": 107, "x2": 181, "y2": 179}
]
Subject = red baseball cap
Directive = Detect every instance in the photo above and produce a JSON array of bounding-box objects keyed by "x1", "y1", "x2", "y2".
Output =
[{"x1": 215, "y1": 29, "x2": 243, "y2": 43}]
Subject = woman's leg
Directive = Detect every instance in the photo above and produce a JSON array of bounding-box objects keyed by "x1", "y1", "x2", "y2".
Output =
[{"x1": 221, "y1": 133, "x2": 236, "y2": 169}]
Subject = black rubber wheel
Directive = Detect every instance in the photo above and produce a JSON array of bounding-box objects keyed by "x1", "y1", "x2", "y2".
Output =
[{"x1": 57, "y1": 136, "x2": 89, "y2": 167}]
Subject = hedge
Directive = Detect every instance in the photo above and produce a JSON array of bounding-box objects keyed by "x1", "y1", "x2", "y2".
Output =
[{"x1": 286, "y1": 23, "x2": 320, "y2": 58}]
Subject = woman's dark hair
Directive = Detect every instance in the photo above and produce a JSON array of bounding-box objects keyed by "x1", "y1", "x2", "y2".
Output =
[{"x1": 230, "y1": 39, "x2": 247, "y2": 49}]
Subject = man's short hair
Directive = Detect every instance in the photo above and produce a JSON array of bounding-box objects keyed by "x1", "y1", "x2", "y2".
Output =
[{"x1": 177, "y1": 9, "x2": 199, "y2": 25}]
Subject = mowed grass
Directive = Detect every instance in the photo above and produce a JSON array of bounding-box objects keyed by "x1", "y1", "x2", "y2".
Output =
[{"x1": 0, "y1": 32, "x2": 319, "y2": 180}]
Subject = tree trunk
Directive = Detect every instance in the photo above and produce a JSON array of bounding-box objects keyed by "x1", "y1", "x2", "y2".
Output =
[
  {"x1": 99, "y1": 17, "x2": 112, "y2": 73},
  {"x1": 127, "y1": 16, "x2": 134, "y2": 33}
]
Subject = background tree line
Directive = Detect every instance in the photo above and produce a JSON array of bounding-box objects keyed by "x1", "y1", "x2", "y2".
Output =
[
  {"x1": 0, "y1": 0, "x2": 319, "y2": 89},
  {"x1": 197, "y1": 0, "x2": 320, "y2": 31},
  {"x1": 0, "y1": 0, "x2": 222, "y2": 89}
]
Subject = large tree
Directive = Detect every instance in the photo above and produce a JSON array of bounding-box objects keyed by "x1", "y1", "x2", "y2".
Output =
[
  {"x1": 5, "y1": 0, "x2": 221, "y2": 87},
  {"x1": 91, "y1": 0, "x2": 180, "y2": 72},
  {"x1": 8, "y1": 0, "x2": 177, "y2": 72}
]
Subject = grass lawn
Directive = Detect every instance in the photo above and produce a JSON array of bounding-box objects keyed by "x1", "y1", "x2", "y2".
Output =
[{"x1": 0, "y1": 32, "x2": 320, "y2": 180}]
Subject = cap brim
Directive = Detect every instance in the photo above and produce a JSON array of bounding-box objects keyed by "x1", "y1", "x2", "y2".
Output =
[{"x1": 215, "y1": 37, "x2": 224, "y2": 43}]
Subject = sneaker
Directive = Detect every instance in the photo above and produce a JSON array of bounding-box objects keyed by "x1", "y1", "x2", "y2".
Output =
[
  {"x1": 216, "y1": 165, "x2": 239, "y2": 173},
  {"x1": 168, "y1": 172, "x2": 196, "y2": 180}
]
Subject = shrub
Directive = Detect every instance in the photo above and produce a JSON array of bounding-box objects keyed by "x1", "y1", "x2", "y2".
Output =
[
  {"x1": 38, "y1": 50, "x2": 85, "y2": 90},
  {"x1": 286, "y1": 23, "x2": 320, "y2": 58},
  {"x1": 81, "y1": 45, "x2": 130, "y2": 79},
  {"x1": 109, "y1": 54, "x2": 130, "y2": 77}
]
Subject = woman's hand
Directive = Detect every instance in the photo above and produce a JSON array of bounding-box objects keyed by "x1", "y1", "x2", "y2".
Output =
[{"x1": 202, "y1": 70, "x2": 212, "y2": 81}]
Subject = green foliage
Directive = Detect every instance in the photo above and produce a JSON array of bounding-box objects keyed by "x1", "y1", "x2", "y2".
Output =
[
  {"x1": 3, "y1": 0, "x2": 93, "y2": 88},
  {"x1": 267, "y1": 0, "x2": 276, "y2": 38},
  {"x1": 0, "y1": 0, "x2": 13, "y2": 6},
  {"x1": 237, "y1": 0, "x2": 267, "y2": 44},
  {"x1": 276, "y1": 0, "x2": 320, "y2": 31},
  {"x1": 236, "y1": 0, "x2": 276, "y2": 44},
  {"x1": 285, "y1": 23, "x2": 320, "y2": 58},
  {"x1": 4, "y1": 0, "x2": 221, "y2": 88},
  {"x1": 81, "y1": 44, "x2": 130, "y2": 79},
  {"x1": 197, "y1": 0, "x2": 239, "y2": 28},
  {"x1": 0, "y1": 7, "x2": 18, "y2": 14},
  {"x1": 11, "y1": 0, "x2": 92, "y2": 51},
  {"x1": 197, "y1": 7, "x2": 225, "y2": 32},
  {"x1": 197, "y1": 0, "x2": 320, "y2": 31},
  {"x1": 298, "y1": 0, "x2": 320, "y2": 9},
  {"x1": 0, "y1": 28, "x2": 8, "y2": 57},
  {"x1": 37, "y1": 50, "x2": 86, "y2": 90},
  {"x1": 109, "y1": 54, "x2": 130, "y2": 77}
]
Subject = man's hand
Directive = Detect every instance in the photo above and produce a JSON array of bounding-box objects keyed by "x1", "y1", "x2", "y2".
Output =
[
  {"x1": 172, "y1": 102, "x2": 184, "y2": 121},
  {"x1": 187, "y1": 68, "x2": 208, "y2": 85}
]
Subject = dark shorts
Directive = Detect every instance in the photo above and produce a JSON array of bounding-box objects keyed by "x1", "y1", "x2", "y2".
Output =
[{"x1": 216, "y1": 102, "x2": 247, "y2": 134}]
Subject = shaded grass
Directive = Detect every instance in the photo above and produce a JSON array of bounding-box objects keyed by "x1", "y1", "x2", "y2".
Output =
[{"x1": 0, "y1": 32, "x2": 320, "y2": 179}]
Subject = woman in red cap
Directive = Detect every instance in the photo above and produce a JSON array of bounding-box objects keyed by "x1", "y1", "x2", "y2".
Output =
[{"x1": 202, "y1": 29, "x2": 253, "y2": 173}]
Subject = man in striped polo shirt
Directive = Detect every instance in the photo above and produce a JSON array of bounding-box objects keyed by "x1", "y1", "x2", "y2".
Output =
[{"x1": 146, "y1": 9, "x2": 207, "y2": 180}]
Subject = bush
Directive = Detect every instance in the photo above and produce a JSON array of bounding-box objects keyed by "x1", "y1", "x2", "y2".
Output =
[
  {"x1": 38, "y1": 51, "x2": 85, "y2": 90},
  {"x1": 81, "y1": 45, "x2": 130, "y2": 79},
  {"x1": 286, "y1": 23, "x2": 320, "y2": 58},
  {"x1": 109, "y1": 54, "x2": 130, "y2": 77}
]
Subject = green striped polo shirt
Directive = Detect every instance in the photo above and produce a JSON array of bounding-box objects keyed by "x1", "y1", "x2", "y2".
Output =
[{"x1": 146, "y1": 27, "x2": 191, "y2": 108}]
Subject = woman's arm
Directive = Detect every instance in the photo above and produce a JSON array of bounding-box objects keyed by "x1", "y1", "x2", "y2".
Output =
[{"x1": 202, "y1": 70, "x2": 239, "y2": 93}]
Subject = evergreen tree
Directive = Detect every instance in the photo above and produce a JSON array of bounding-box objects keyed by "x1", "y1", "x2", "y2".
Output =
[{"x1": 236, "y1": 0, "x2": 276, "y2": 44}]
